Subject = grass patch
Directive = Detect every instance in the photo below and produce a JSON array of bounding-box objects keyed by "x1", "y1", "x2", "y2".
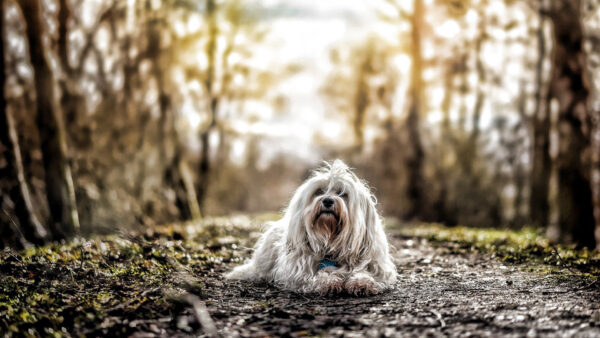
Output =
[
  {"x1": 0, "y1": 215, "x2": 266, "y2": 337},
  {"x1": 394, "y1": 223, "x2": 600, "y2": 277}
]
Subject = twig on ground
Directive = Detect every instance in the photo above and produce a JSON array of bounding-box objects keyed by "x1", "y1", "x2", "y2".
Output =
[
  {"x1": 430, "y1": 309, "x2": 446, "y2": 328},
  {"x1": 180, "y1": 292, "x2": 219, "y2": 337},
  {"x1": 79, "y1": 246, "x2": 85, "y2": 269},
  {"x1": 576, "y1": 279, "x2": 598, "y2": 291},
  {"x1": 541, "y1": 290, "x2": 570, "y2": 295},
  {"x1": 550, "y1": 245, "x2": 578, "y2": 274},
  {"x1": 1, "y1": 208, "x2": 32, "y2": 249},
  {"x1": 128, "y1": 316, "x2": 172, "y2": 328},
  {"x1": 282, "y1": 297, "x2": 312, "y2": 309},
  {"x1": 106, "y1": 287, "x2": 161, "y2": 313}
]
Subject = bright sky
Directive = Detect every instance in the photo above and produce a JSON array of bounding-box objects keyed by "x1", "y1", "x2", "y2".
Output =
[
  {"x1": 230, "y1": 0, "x2": 381, "y2": 164},
  {"x1": 80, "y1": 0, "x2": 537, "y2": 165},
  {"x1": 236, "y1": 0, "x2": 534, "y2": 165},
  {"x1": 75, "y1": 0, "x2": 380, "y2": 165}
]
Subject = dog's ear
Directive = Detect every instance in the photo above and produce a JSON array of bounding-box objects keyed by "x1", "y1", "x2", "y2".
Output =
[
  {"x1": 361, "y1": 188, "x2": 395, "y2": 274},
  {"x1": 284, "y1": 184, "x2": 310, "y2": 252},
  {"x1": 359, "y1": 190, "x2": 379, "y2": 255},
  {"x1": 333, "y1": 186, "x2": 379, "y2": 265},
  {"x1": 286, "y1": 212, "x2": 305, "y2": 251}
]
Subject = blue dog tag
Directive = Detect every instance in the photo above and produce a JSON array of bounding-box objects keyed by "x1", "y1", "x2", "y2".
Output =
[{"x1": 318, "y1": 259, "x2": 337, "y2": 270}]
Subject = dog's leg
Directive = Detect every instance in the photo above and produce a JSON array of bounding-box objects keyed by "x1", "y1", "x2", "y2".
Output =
[
  {"x1": 343, "y1": 256, "x2": 398, "y2": 295},
  {"x1": 346, "y1": 226, "x2": 397, "y2": 294},
  {"x1": 311, "y1": 267, "x2": 345, "y2": 295},
  {"x1": 344, "y1": 271, "x2": 381, "y2": 296},
  {"x1": 273, "y1": 254, "x2": 346, "y2": 295},
  {"x1": 225, "y1": 223, "x2": 282, "y2": 281}
]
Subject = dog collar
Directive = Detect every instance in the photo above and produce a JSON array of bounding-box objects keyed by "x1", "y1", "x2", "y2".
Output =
[{"x1": 318, "y1": 259, "x2": 337, "y2": 270}]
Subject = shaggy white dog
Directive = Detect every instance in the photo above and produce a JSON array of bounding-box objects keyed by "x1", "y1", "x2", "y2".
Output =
[{"x1": 226, "y1": 160, "x2": 397, "y2": 295}]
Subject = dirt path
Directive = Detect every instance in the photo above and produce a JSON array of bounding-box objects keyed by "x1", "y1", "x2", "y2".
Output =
[
  {"x1": 3, "y1": 223, "x2": 598, "y2": 337},
  {"x1": 193, "y1": 231, "x2": 600, "y2": 337}
]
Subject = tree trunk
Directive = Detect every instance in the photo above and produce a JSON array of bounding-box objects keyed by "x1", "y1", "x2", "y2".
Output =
[
  {"x1": 435, "y1": 64, "x2": 458, "y2": 225},
  {"x1": 513, "y1": 91, "x2": 527, "y2": 227},
  {"x1": 147, "y1": 19, "x2": 201, "y2": 221},
  {"x1": 585, "y1": 0, "x2": 600, "y2": 249},
  {"x1": 403, "y1": 0, "x2": 426, "y2": 220},
  {"x1": 18, "y1": 0, "x2": 80, "y2": 239},
  {"x1": 57, "y1": 0, "x2": 88, "y2": 149},
  {"x1": 197, "y1": 0, "x2": 218, "y2": 215},
  {"x1": 197, "y1": 127, "x2": 212, "y2": 216},
  {"x1": 165, "y1": 149, "x2": 202, "y2": 221},
  {"x1": 352, "y1": 58, "x2": 369, "y2": 155},
  {"x1": 467, "y1": 6, "x2": 487, "y2": 175},
  {"x1": 529, "y1": 16, "x2": 552, "y2": 228},
  {"x1": 547, "y1": 0, "x2": 596, "y2": 248},
  {"x1": 0, "y1": 0, "x2": 47, "y2": 246}
]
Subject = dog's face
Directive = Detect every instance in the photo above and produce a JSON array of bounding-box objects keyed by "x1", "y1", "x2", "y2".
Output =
[
  {"x1": 309, "y1": 183, "x2": 349, "y2": 241},
  {"x1": 286, "y1": 160, "x2": 379, "y2": 258}
]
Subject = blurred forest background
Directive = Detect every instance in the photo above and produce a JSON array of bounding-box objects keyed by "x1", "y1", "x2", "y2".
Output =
[{"x1": 1, "y1": 0, "x2": 600, "y2": 249}]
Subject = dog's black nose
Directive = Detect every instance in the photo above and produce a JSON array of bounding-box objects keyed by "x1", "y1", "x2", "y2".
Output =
[{"x1": 322, "y1": 197, "x2": 334, "y2": 208}]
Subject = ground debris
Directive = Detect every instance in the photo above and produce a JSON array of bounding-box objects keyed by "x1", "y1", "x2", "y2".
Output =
[{"x1": 0, "y1": 219, "x2": 599, "y2": 337}]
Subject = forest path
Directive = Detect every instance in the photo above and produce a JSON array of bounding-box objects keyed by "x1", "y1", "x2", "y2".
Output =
[
  {"x1": 202, "y1": 230, "x2": 600, "y2": 337},
  {"x1": 2, "y1": 221, "x2": 599, "y2": 337}
]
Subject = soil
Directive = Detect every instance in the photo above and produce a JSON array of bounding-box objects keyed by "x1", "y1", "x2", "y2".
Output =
[
  {"x1": 197, "y1": 231, "x2": 600, "y2": 337},
  {"x1": 1, "y1": 221, "x2": 599, "y2": 337}
]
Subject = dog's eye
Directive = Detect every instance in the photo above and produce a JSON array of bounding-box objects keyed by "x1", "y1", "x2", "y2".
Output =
[
  {"x1": 338, "y1": 190, "x2": 348, "y2": 198},
  {"x1": 314, "y1": 188, "x2": 324, "y2": 196}
]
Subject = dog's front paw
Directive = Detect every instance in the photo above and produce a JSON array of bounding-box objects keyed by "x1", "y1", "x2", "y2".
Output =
[
  {"x1": 314, "y1": 272, "x2": 344, "y2": 295},
  {"x1": 344, "y1": 274, "x2": 380, "y2": 296}
]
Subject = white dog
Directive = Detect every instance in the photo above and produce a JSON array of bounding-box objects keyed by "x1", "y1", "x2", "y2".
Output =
[{"x1": 226, "y1": 160, "x2": 397, "y2": 295}]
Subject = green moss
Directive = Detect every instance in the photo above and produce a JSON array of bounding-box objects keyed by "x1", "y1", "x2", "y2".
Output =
[
  {"x1": 0, "y1": 218, "x2": 252, "y2": 338},
  {"x1": 398, "y1": 223, "x2": 600, "y2": 277},
  {"x1": 254, "y1": 299, "x2": 275, "y2": 309}
]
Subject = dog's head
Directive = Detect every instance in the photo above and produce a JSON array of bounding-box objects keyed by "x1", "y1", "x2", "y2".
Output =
[
  {"x1": 309, "y1": 177, "x2": 348, "y2": 241},
  {"x1": 284, "y1": 160, "x2": 380, "y2": 261}
]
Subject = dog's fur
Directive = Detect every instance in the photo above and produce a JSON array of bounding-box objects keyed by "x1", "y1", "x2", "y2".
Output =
[{"x1": 226, "y1": 160, "x2": 397, "y2": 295}]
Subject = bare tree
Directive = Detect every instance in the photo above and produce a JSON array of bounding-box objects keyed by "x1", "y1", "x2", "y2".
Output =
[
  {"x1": 192, "y1": 0, "x2": 279, "y2": 214},
  {"x1": 529, "y1": 13, "x2": 551, "y2": 228},
  {"x1": 18, "y1": 0, "x2": 80, "y2": 239},
  {"x1": 0, "y1": 0, "x2": 47, "y2": 246},
  {"x1": 57, "y1": 0, "x2": 114, "y2": 147},
  {"x1": 544, "y1": 0, "x2": 596, "y2": 247},
  {"x1": 143, "y1": 7, "x2": 202, "y2": 220},
  {"x1": 197, "y1": 0, "x2": 219, "y2": 215},
  {"x1": 323, "y1": 38, "x2": 395, "y2": 156},
  {"x1": 465, "y1": 1, "x2": 488, "y2": 175},
  {"x1": 403, "y1": 0, "x2": 426, "y2": 220}
]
